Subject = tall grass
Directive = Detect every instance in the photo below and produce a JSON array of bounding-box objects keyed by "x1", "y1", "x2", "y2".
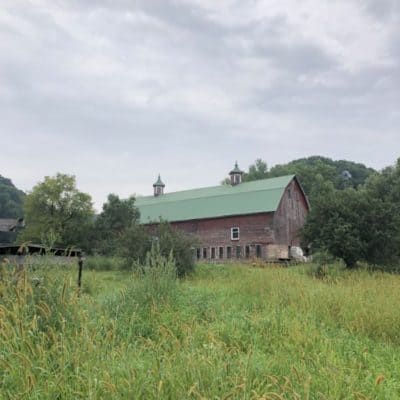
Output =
[
  {"x1": 1, "y1": 259, "x2": 400, "y2": 399},
  {"x1": 84, "y1": 255, "x2": 124, "y2": 271}
]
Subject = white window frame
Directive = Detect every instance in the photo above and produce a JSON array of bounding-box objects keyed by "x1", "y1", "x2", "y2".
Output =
[{"x1": 231, "y1": 227, "x2": 240, "y2": 240}]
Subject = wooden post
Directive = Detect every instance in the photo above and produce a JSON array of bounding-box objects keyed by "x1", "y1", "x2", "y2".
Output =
[{"x1": 77, "y1": 253, "x2": 84, "y2": 293}]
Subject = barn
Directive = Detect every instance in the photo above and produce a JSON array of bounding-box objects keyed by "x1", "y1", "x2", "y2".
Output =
[{"x1": 135, "y1": 163, "x2": 310, "y2": 261}]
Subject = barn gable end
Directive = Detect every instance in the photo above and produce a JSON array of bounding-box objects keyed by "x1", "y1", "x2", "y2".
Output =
[{"x1": 273, "y1": 177, "x2": 310, "y2": 246}]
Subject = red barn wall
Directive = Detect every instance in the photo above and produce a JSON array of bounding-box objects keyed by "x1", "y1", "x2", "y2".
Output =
[
  {"x1": 171, "y1": 213, "x2": 274, "y2": 259},
  {"x1": 173, "y1": 213, "x2": 274, "y2": 245}
]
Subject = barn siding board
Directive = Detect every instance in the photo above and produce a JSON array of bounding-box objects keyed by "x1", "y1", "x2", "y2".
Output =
[
  {"x1": 273, "y1": 178, "x2": 309, "y2": 246},
  {"x1": 171, "y1": 213, "x2": 275, "y2": 248}
]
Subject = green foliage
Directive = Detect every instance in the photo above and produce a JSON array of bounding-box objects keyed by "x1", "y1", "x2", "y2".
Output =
[
  {"x1": 19, "y1": 173, "x2": 94, "y2": 249},
  {"x1": 303, "y1": 159, "x2": 400, "y2": 268},
  {"x1": 268, "y1": 156, "x2": 375, "y2": 196},
  {"x1": 92, "y1": 194, "x2": 140, "y2": 254},
  {"x1": 2, "y1": 262, "x2": 400, "y2": 399},
  {"x1": 119, "y1": 221, "x2": 196, "y2": 277},
  {"x1": 118, "y1": 224, "x2": 152, "y2": 268},
  {"x1": 84, "y1": 255, "x2": 124, "y2": 271},
  {"x1": 0, "y1": 175, "x2": 25, "y2": 244},
  {"x1": 237, "y1": 156, "x2": 375, "y2": 203},
  {"x1": 0, "y1": 175, "x2": 25, "y2": 218},
  {"x1": 242, "y1": 158, "x2": 268, "y2": 182},
  {"x1": 151, "y1": 221, "x2": 196, "y2": 277},
  {"x1": 131, "y1": 244, "x2": 178, "y2": 306}
]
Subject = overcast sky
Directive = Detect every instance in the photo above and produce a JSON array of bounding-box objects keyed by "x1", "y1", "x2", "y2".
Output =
[{"x1": 1, "y1": 0, "x2": 399, "y2": 210}]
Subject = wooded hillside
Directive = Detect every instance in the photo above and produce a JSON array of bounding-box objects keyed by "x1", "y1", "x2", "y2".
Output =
[{"x1": 0, "y1": 175, "x2": 25, "y2": 218}]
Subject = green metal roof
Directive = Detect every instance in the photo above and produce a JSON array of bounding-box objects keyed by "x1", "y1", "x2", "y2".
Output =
[{"x1": 136, "y1": 175, "x2": 294, "y2": 224}]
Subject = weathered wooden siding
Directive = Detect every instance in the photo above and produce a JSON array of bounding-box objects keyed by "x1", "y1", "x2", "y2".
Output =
[{"x1": 273, "y1": 178, "x2": 309, "y2": 246}]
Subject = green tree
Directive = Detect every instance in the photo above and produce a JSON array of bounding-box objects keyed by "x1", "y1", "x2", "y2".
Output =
[
  {"x1": 302, "y1": 188, "x2": 365, "y2": 267},
  {"x1": 243, "y1": 159, "x2": 268, "y2": 182},
  {"x1": 119, "y1": 221, "x2": 196, "y2": 277},
  {"x1": 0, "y1": 175, "x2": 25, "y2": 218},
  {"x1": 152, "y1": 222, "x2": 197, "y2": 277},
  {"x1": 362, "y1": 158, "x2": 400, "y2": 265},
  {"x1": 93, "y1": 194, "x2": 140, "y2": 254},
  {"x1": 19, "y1": 173, "x2": 94, "y2": 249},
  {"x1": 302, "y1": 159, "x2": 400, "y2": 268},
  {"x1": 236, "y1": 156, "x2": 375, "y2": 203},
  {"x1": 0, "y1": 175, "x2": 25, "y2": 243}
]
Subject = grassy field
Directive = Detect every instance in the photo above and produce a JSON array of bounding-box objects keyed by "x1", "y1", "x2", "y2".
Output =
[{"x1": 1, "y1": 259, "x2": 400, "y2": 399}]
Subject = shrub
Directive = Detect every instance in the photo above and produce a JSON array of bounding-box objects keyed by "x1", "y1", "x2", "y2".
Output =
[
  {"x1": 119, "y1": 221, "x2": 196, "y2": 277},
  {"x1": 305, "y1": 251, "x2": 345, "y2": 281},
  {"x1": 153, "y1": 221, "x2": 196, "y2": 277},
  {"x1": 84, "y1": 255, "x2": 123, "y2": 271}
]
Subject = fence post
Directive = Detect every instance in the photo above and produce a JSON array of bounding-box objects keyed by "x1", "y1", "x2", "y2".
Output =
[{"x1": 77, "y1": 253, "x2": 84, "y2": 293}]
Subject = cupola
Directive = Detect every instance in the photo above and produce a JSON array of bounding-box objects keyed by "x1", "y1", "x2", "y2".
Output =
[
  {"x1": 229, "y1": 161, "x2": 243, "y2": 185},
  {"x1": 153, "y1": 174, "x2": 165, "y2": 196}
]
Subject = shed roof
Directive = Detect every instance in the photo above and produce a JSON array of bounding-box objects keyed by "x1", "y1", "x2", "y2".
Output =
[
  {"x1": 135, "y1": 175, "x2": 294, "y2": 223},
  {"x1": 0, "y1": 218, "x2": 23, "y2": 232},
  {"x1": 0, "y1": 244, "x2": 82, "y2": 257}
]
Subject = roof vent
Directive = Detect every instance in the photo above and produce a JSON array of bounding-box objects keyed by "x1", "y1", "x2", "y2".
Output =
[
  {"x1": 229, "y1": 161, "x2": 244, "y2": 185},
  {"x1": 153, "y1": 174, "x2": 165, "y2": 196}
]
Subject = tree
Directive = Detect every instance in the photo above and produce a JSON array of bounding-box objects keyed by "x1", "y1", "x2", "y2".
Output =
[
  {"x1": 152, "y1": 222, "x2": 197, "y2": 277},
  {"x1": 302, "y1": 188, "x2": 366, "y2": 267},
  {"x1": 243, "y1": 159, "x2": 268, "y2": 182},
  {"x1": 0, "y1": 175, "x2": 25, "y2": 218},
  {"x1": 302, "y1": 159, "x2": 400, "y2": 268},
  {"x1": 0, "y1": 175, "x2": 25, "y2": 243},
  {"x1": 19, "y1": 173, "x2": 94, "y2": 249},
  {"x1": 232, "y1": 156, "x2": 375, "y2": 203},
  {"x1": 92, "y1": 194, "x2": 140, "y2": 254},
  {"x1": 119, "y1": 221, "x2": 197, "y2": 277}
]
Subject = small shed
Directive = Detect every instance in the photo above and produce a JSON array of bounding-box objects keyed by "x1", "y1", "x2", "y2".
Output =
[{"x1": 0, "y1": 218, "x2": 24, "y2": 232}]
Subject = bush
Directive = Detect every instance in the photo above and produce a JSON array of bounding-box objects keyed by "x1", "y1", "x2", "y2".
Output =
[
  {"x1": 311, "y1": 250, "x2": 339, "y2": 265},
  {"x1": 153, "y1": 222, "x2": 196, "y2": 277},
  {"x1": 84, "y1": 255, "x2": 123, "y2": 271},
  {"x1": 305, "y1": 251, "x2": 345, "y2": 281},
  {"x1": 119, "y1": 221, "x2": 196, "y2": 277}
]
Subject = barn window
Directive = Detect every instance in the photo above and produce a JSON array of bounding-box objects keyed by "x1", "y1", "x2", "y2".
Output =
[
  {"x1": 256, "y1": 245, "x2": 262, "y2": 258},
  {"x1": 196, "y1": 248, "x2": 201, "y2": 260},
  {"x1": 211, "y1": 247, "x2": 216, "y2": 259},
  {"x1": 219, "y1": 246, "x2": 224, "y2": 259},
  {"x1": 236, "y1": 245, "x2": 242, "y2": 258},
  {"x1": 226, "y1": 246, "x2": 232, "y2": 259},
  {"x1": 245, "y1": 245, "x2": 250, "y2": 258},
  {"x1": 203, "y1": 248, "x2": 207, "y2": 259},
  {"x1": 231, "y1": 227, "x2": 240, "y2": 240}
]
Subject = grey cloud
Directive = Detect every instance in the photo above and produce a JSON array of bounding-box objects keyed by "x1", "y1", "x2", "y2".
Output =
[
  {"x1": 0, "y1": 0, "x2": 399, "y2": 209},
  {"x1": 362, "y1": 0, "x2": 400, "y2": 20}
]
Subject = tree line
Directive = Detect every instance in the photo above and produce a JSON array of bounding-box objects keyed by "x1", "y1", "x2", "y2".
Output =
[
  {"x1": 239, "y1": 156, "x2": 400, "y2": 269},
  {"x1": 9, "y1": 174, "x2": 193, "y2": 276},
  {"x1": 1, "y1": 155, "x2": 399, "y2": 270}
]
